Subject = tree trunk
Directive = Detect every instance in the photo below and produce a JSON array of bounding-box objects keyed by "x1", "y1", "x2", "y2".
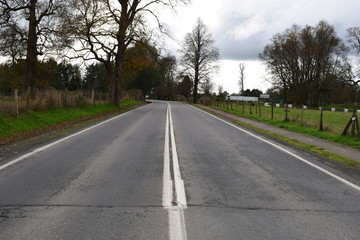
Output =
[
  {"x1": 192, "y1": 81, "x2": 198, "y2": 103},
  {"x1": 193, "y1": 65, "x2": 199, "y2": 103},
  {"x1": 26, "y1": 0, "x2": 38, "y2": 91}
]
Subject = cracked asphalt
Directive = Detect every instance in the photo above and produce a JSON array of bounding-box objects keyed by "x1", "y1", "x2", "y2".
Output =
[{"x1": 0, "y1": 101, "x2": 359, "y2": 239}]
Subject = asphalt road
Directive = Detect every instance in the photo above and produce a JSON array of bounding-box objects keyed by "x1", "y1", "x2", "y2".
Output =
[{"x1": 0, "y1": 101, "x2": 359, "y2": 239}]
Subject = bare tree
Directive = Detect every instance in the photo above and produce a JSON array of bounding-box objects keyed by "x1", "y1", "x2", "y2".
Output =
[
  {"x1": 0, "y1": 0, "x2": 69, "y2": 90},
  {"x1": 343, "y1": 27, "x2": 360, "y2": 137},
  {"x1": 347, "y1": 27, "x2": 360, "y2": 55},
  {"x1": 65, "y1": 0, "x2": 188, "y2": 105},
  {"x1": 347, "y1": 27, "x2": 360, "y2": 83},
  {"x1": 238, "y1": 62, "x2": 245, "y2": 94},
  {"x1": 217, "y1": 84, "x2": 223, "y2": 96},
  {"x1": 179, "y1": 18, "x2": 219, "y2": 103}
]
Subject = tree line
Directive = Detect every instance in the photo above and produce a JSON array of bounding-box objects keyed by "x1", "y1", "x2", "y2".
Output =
[
  {"x1": 0, "y1": 1, "x2": 220, "y2": 105},
  {"x1": 260, "y1": 20, "x2": 360, "y2": 107},
  {"x1": 0, "y1": 40, "x2": 194, "y2": 100}
]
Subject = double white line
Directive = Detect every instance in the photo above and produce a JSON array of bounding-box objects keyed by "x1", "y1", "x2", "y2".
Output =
[{"x1": 163, "y1": 103, "x2": 188, "y2": 240}]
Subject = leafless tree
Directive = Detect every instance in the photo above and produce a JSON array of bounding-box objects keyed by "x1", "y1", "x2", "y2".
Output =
[
  {"x1": 179, "y1": 18, "x2": 219, "y2": 103},
  {"x1": 347, "y1": 27, "x2": 360, "y2": 85},
  {"x1": 238, "y1": 62, "x2": 245, "y2": 95},
  {"x1": 65, "y1": 0, "x2": 188, "y2": 105},
  {"x1": 260, "y1": 21, "x2": 349, "y2": 106},
  {"x1": 0, "y1": 0, "x2": 69, "y2": 90},
  {"x1": 347, "y1": 27, "x2": 360, "y2": 55}
]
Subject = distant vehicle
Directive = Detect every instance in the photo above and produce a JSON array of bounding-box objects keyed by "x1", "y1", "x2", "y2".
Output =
[{"x1": 226, "y1": 95, "x2": 258, "y2": 102}]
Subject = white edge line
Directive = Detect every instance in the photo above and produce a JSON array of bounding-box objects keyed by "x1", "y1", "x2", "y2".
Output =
[
  {"x1": 191, "y1": 105, "x2": 360, "y2": 192},
  {"x1": 0, "y1": 104, "x2": 150, "y2": 172}
]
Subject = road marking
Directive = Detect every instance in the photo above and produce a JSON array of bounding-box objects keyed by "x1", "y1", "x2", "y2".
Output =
[
  {"x1": 163, "y1": 105, "x2": 172, "y2": 207},
  {"x1": 163, "y1": 102, "x2": 188, "y2": 240},
  {"x1": 193, "y1": 106, "x2": 360, "y2": 192},
  {"x1": 0, "y1": 104, "x2": 149, "y2": 172}
]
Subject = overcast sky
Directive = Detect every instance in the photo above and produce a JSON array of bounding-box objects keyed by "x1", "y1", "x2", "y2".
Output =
[{"x1": 159, "y1": 0, "x2": 360, "y2": 94}]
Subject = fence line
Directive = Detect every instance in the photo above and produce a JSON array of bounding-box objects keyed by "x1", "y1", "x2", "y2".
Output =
[
  {"x1": 200, "y1": 98, "x2": 359, "y2": 137},
  {"x1": 0, "y1": 88, "x2": 144, "y2": 117}
]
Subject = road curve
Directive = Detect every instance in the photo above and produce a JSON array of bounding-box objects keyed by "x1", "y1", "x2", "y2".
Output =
[{"x1": 0, "y1": 101, "x2": 359, "y2": 239}]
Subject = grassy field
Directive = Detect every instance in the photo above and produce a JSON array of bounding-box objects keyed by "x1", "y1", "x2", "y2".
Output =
[
  {"x1": 0, "y1": 100, "x2": 141, "y2": 143},
  {"x1": 210, "y1": 101, "x2": 360, "y2": 150}
]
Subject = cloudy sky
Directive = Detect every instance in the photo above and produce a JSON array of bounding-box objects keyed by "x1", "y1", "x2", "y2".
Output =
[{"x1": 158, "y1": 0, "x2": 360, "y2": 94}]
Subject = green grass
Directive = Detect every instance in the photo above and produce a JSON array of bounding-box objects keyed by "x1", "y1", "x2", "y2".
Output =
[
  {"x1": 208, "y1": 102, "x2": 360, "y2": 150},
  {"x1": 0, "y1": 100, "x2": 142, "y2": 142},
  {"x1": 233, "y1": 119, "x2": 360, "y2": 166},
  {"x1": 197, "y1": 105, "x2": 359, "y2": 166}
]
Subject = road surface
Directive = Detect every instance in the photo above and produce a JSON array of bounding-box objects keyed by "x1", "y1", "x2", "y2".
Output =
[{"x1": 0, "y1": 101, "x2": 359, "y2": 239}]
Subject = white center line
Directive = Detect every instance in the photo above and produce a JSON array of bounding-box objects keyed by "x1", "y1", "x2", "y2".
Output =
[{"x1": 163, "y1": 102, "x2": 188, "y2": 240}]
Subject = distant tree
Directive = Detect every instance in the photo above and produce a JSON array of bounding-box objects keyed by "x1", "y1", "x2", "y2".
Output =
[
  {"x1": 200, "y1": 78, "x2": 213, "y2": 96},
  {"x1": 260, "y1": 21, "x2": 349, "y2": 106},
  {"x1": 217, "y1": 84, "x2": 226, "y2": 100},
  {"x1": 347, "y1": 27, "x2": 360, "y2": 55},
  {"x1": 265, "y1": 87, "x2": 280, "y2": 99},
  {"x1": 134, "y1": 66, "x2": 160, "y2": 97},
  {"x1": 83, "y1": 63, "x2": 108, "y2": 92},
  {"x1": 178, "y1": 75, "x2": 192, "y2": 99},
  {"x1": 123, "y1": 41, "x2": 159, "y2": 89},
  {"x1": 156, "y1": 55, "x2": 177, "y2": 100},
  {"x1": 217, "y1": 84, "x2": 224, "y2": 96},
  {"x1": 242, "y1": 88, "x2": 262, "y2": 97},
  {"x1": 0, "y1": 61, "x2": 26, "y2": 94},
  {"x1": 238, "y1": 62, "x2": 245, "y2": 94},
  {"x1": 179, "y1": 18, "x2": 219, "y2": 103},
  {"x1": 57, "y1": 62, "x2": 82, "y2": 91},
  {"x1": 346, "y1": 27, "x2": 360, "y2": 90},
  {"x1": 37, "y1": 58, "x2": 60, "y2": 89}
]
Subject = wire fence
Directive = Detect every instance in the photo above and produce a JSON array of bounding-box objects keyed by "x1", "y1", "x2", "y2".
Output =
[
  {"x1": 0, "y1": 88, "x2": 144, "y2": 117},
  {"x1": 201, "y1": 99, "x2": 360, "y2": 137}
]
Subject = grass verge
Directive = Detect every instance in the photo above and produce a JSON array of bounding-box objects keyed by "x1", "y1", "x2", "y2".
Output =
[
  {"x1": 0, "y1": 100, "x2": 142, "y2": 144},
  {"x1": 208, "y1": 105, "x2": 360, "y2": 150},
  {"x1": 196, "y1": 105, "x2": 359, "y2": 167}
]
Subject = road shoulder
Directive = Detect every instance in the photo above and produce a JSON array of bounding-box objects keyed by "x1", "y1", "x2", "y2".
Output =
[{"x1": 194, "y1": 104, "x2": 360, "y2": 164}]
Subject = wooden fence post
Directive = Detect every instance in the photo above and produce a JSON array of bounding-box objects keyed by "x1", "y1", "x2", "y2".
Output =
[
  {"x1": 15, "y1": 89, "x2": 19, "y2": 118},
  {"x1": 343, "y1": 107, "x2": 360, "y2": 137},
  {"x1": 284, "y1": 103, "x2": 289, "y2": 121},
  {"x1": 319, "y1": 107, "x2": 323, "y2": 131},
  {"x1": 258, "y1": 101, "x2": 261, "y2": 116},
  {"x1": 91, "y1": 89, "x2": 95, "y2": 105}
]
